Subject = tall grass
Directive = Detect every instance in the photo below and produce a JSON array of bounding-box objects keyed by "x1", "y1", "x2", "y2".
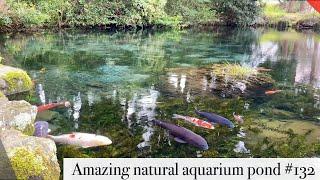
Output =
[{"x1": 263, "y1": 3, "x2": 320, "y2": 25}]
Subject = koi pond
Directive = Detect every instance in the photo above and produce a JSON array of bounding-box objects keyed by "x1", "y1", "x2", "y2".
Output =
[{"x1": 1, "y1": 28, "x2": 320, "y2": 160}]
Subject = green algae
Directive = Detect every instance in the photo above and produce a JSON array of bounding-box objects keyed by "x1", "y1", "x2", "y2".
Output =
[
  {"x1": 22, "y1": 123, "x2": 35, "y2": 136},
  {"x1": 3, "y1": 70, "x2": 32, "y2": 95},
  {"x1": 10, "y1": 147, "x2": 58, "y2": 180},
  {"x1": 10, "y1": 148, "x2": 44, "y2": 180},
  {"x1": 0, "y1": 91, "x2": 4, "y2": 98}
]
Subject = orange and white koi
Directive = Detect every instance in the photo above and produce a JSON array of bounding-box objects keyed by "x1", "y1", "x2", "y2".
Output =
[
  {"x1": 172, "y1": 114, "x2": 214, "y2": 130},
  {"x1": 265, "y1": 90, "x2": 282, "y2": 95}
]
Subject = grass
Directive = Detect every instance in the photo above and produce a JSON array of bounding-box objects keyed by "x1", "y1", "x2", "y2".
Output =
[
  {"x1": 263, "y1": 4, "x2": 320, "y2": 26},
  {"x1": 212, "y1": 63, "x2": 258, "y2": 80}
]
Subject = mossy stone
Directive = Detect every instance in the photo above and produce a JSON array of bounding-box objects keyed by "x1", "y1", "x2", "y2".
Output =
[
  {"x1": 3, "y1": 71, "x2": 32, "y2": 95},
  {"x1": 0, "y1": 65, "x2": 33, "y2": 95},
  {"x1": 1, "y1": 130, "x2": 60, "y2": 180}
]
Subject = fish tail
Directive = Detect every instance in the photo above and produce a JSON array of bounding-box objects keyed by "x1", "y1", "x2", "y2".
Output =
[
  {"x1": 151, "y1": 119, "x2": 160, "y2": 126},
  {"x1": 172, "y1": 114, "x2": 184, "y2": 119},
  {"x1": 194, "y1": 108, "x2": 201, "y2": 115},
  {"x1": 46, "y1": 135, "x2": 58, "y2": 142}
]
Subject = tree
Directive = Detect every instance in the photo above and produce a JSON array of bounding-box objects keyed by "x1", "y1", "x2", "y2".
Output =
[{"x1": 212, "y1": 0, "x2": 261, "y2": 26}]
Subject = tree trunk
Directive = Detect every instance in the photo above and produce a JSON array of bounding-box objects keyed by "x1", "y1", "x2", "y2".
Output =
[
  {"x1": 299, "y1": 1, "x2": 307, "y2": 12},
  {"x1": 287, "y1": 0, "x2": 295, "y2": 13}
]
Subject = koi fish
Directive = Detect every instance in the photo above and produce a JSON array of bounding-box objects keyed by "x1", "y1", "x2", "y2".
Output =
[
  {"x1": 233, "y1": 112, "x2": 244, "y2": 124},
  {"x1": 33, "y1": 122, "x2": 112, "y2": 148},
  {"x1": 265, "y1": 90, "x2": 282, "y2": 95},
  {"x1": 195, "y1": 110, "x2": 235, "y2": 128},
  {"x1": 47, "y1": 132, "x2": 112, "y2": 148},
  {"x1": 152, "y1": 120, "x2": 209, "y2": 150},
  {"x1": 172, "y1": 114, "x2": 214, "y2": 130},
  {"x1": 256, "y1": 67, "x2": 272, "y2": 72},
  {"x1": 37, "y1": 101, "x2": 71, "y2": 112}
]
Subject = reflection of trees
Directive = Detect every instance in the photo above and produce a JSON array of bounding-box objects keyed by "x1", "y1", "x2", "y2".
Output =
[
  {"x1": 293, "y1": 35, "x2": 320, "y2": 88},
  {"x1": 1, "y1": 31, "x2": 182, "y2": 73},
  {"x1": 257, "y1": 30, "x2": 320, "y2": 88}
]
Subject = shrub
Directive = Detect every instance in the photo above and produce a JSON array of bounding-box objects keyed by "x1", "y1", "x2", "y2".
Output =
[
  {"x1": 212, "y1": 0, "x2": 261, "y2": 26},
  {"x1": 6, "y1": 0, "x2": 50, "y2": 27}
]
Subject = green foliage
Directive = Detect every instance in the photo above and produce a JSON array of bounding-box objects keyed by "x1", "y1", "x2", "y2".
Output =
[
  {"x1": 262, "y1": 3, "x2": 320, "y2": 26},
  {"x1": 212, "y1": 0, "x2": 261, "y2": 26},
  {"x1": 0, "y1": 12, "x2": 12, "y2": 26},
  {"x1": 0, "y1": 0, "x2": 265, "y2": 30},
  {"x1": 165, "y1": 0, "x2": 217, "y2": 25},
  {"x1": 7, "y1": 0, "x2": 50, "y2": 27}
]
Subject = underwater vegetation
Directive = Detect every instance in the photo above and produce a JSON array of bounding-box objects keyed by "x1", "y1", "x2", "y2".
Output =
[
  {"x1": 212, "y1": 63, "x2": 258, "y2": 80},
  {"x1": 2, "y1": 29, "x2": 320, "y2": 180}
]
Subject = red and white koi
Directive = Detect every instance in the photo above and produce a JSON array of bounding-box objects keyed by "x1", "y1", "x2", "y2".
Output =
[
  {"x1": 172, "y1": 114, "x2": 214, "y2": 130},
  {"x1": 37, "y1": 101, "x2": 71, "y2": 112}
]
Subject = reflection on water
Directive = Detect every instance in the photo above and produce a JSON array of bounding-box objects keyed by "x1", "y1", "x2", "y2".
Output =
[
  {"x1": 72, "y1": 92, "x2": 82, "y2": 129},
  {"x1": 1, "y1": 28, "x2": 320, "y2": 157},
  {"x1": 168, "y1": 73, "x2": 187, "y2": 93},
  {"x1": 36, "y1": 84, "x2": 46, "y2": 105}
]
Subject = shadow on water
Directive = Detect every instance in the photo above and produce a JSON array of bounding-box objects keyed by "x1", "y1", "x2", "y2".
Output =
[{"x1": 1, "y1": 27, "x2": 320, "y2": 161}]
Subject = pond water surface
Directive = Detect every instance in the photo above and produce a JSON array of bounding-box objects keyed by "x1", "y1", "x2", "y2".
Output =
[{"x1": 1, "y1": 28, "x2": 320, "y2": 159}]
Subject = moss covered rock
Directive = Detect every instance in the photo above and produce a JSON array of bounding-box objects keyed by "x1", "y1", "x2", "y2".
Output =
[
  {"x1": 0, "y1": 65, "x2": 33, "y2": 95},
  {"x1": 0, "y1": 100, "x2": 37, "y2": 135},
  {"x1": 0, "y1": 129, "x2": 60, "y2": 180},
  {"x1": 164, "y1": 64, "x2": 274, "y2": 98}
]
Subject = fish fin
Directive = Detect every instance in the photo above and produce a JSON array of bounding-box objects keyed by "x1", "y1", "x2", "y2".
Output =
[
  {"x1": 46, "y1": 135, "x2": 54, "y2": 140},
  {"x1": 172, "y1": 114, "x2": 182, "y2": 119},
  {"x1": 172, "y1": 114, "x2": 179, "y2": 119},
  {"x1": 69, "y1": 134, "x2": 76, "y2": 138},
  {"x1": 174, "y1": 137, "x2": 187, "y2": 144}
]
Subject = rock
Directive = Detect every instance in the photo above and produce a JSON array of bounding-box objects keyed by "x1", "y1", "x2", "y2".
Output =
[
  {"x1": 162, "y1": 65, "x2": 274, "y2": 98},
  {"x1": 0, "y1": 129, "x2": 60, "y2": 180},
  {"x1": 0, "y1": 65, "x2": 33, "y2": 95},
  {"x1": 0, "y1": 100, "x2": 37, "y2": 135},
  {"x1": 210, "y1": 64, "x2": 274, "y2": 98}
]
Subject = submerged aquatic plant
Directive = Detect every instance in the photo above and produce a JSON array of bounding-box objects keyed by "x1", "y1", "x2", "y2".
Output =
[{"x1": 212, "y1": 63, "x2": 258, "y2": 80}]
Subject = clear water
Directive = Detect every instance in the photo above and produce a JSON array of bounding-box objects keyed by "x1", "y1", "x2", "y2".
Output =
[{"x1": 1, "y1": 28, "x2": 320, "y2": 158}]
